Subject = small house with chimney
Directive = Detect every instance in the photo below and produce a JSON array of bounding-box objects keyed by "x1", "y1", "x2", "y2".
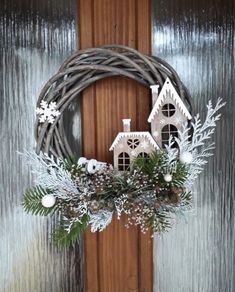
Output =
[
  {"x1": 109, "y1": 119, "x2": 159, "y2": 171},
  {"x1": 148, "y1": 78, "x2": 192, "y2": 148}
]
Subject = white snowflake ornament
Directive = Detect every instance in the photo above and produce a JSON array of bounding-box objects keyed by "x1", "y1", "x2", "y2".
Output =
[{"x1": 36, "y1": 100, "x2": 60, "y2": 124}]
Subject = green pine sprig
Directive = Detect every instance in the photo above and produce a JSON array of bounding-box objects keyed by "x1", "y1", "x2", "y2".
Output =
[
  {"x1": 52, "y1": 214, "x2": 89, "y2": 248},
  {"x1": 62, "y1": 156, "x2": 82, "y2": 178},
  {"x1": 180, "y1": 191, "x2": 192, "y2": 207},
  {"x1": 146, "y1": 210, "x2": 172, "y2": 233},
  {"x1": 132, "y1": 151, "x2": 167, "y2": 179},
  {"x1": 171, "y1": 162, "x2": 188, "y2": 186},
  {"x1": 22, "y1": 186, "x2": 57, "y2": 216}
]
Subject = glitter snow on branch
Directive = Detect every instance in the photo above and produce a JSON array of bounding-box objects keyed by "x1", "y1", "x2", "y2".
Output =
[{"x1": 165, "y1": 98, "x2": 226, "y2": 187}]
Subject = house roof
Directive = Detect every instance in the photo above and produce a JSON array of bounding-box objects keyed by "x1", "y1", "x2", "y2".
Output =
[
  {"x1": 109, "y1": 131, "x2": 160, "y2": 151},
  {"x1": 148, "y1": 77, "x2": 192, "y2": 122}
]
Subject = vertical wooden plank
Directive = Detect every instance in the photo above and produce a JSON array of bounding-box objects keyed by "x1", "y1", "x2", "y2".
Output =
[
  {"x1": 136, "y1": 2, "x2": 153, "y2": 291},
  {"x1": 78, "y1": 2, "x2": 99, "y2": 291},
  {"x1": 78, "y1": 1, "x2": 152, "y2": 291}
]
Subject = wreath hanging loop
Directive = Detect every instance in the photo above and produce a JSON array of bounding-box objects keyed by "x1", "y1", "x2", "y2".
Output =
[{"x1": 35, "y1": 45, "x2": 192, "y2": 158}]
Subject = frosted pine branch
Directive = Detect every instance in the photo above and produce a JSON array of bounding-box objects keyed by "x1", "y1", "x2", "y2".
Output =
[
  {"x1": 165, "y1": 135, "x2": 178, "y2": 167},
  {"x1": 89, "y1": 210, "x2": 113, "y2": 232},
  {"x1": 166, "y1": 98, "x2": 225, "y2": 187},
  {"x1": 20, "y1": 151, "x2": 79, "y2": 198}
]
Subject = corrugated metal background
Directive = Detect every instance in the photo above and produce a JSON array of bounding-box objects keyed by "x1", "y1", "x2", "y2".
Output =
[
  {"x1": 0, "y1": 1, "x2": 83, "y2": 291},
  {"x1": 152, "y1": 0, "x2": 235, "y2": 291}
]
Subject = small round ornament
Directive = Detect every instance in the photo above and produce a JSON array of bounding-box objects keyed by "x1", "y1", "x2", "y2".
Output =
[
  {"x1": 87, "y1": 159, "x2": 98, "y2": 174},
  {"x1": 41, "y1": 194, "x2": 56, "y2": 208},
  {"x1": 77, "y1": 157, "x2": 88, "y2": 168},
  {"x1": 164, "y1": 173, "x2": 172, "y2": 182},
  {"x1": 179, "y1": 151, "x2": 193, "y2": 164}
]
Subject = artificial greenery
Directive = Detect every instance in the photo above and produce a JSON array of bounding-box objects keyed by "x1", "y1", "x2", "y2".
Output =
[
  {"x1": 52, "y1": 214, "x2": 89, "y2": 248},
  {"x1": 21, "y1": 98, "x2": 224, "y2": 247},
  {"x1": 22, "y1": 150, "x2": 192, "y2": 247},
  {"x1": 22, "y1": 186, "x2": 58, "y2": 216}
]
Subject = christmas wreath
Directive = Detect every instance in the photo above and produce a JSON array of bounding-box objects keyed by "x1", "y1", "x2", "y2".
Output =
[{"x1": 21, "y1": 45, "x2": 225, "y2": 247}]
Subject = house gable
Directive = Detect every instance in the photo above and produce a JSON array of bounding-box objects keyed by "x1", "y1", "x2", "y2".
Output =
[
  {"x1": 109, "y1": 131, "x2": 159, "y2": 151},
  {"x1": 148, "y1": 77, "x2": 192, "y2": 123},
  {"x1": 110, "y1": 131, "x2": 160, "y2": 170}
]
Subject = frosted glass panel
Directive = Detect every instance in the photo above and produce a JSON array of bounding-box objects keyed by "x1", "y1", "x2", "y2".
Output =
[
  {"x1": 152, "y1": 1, "x2": 235, "y2": 291},
  {"x1": 0, "y1": 1, "x2": 83, "y2": 291}
]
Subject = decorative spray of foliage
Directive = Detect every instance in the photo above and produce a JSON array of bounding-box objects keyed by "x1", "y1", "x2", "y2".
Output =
[
  {"x1": 165, "y1": 98, "x2": 225, "y2": 187},
  {"x1": 21, "y1": 99, "x2": 225, "y2": 247}
]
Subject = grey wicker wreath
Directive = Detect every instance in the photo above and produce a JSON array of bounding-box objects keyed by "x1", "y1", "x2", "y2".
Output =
[{"x1": 35, "y1": 45, "x2": 192, "y2": 158}]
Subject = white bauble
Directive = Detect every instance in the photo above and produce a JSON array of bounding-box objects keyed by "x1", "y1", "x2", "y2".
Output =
[
  {"x1": 179, "y1": 152, "x2": 193, "y2": 164},
  {"x1": 164, "y1": 173, "x2": 172, "y2": 182},
  {"x1": 41, "y1": 194, "x2": 56, "y2": 208},
  {"x1": 77, "y1": 157, "x2": 88, "y2": 167},
  {"x1": 87, "y1": 159, "x2": 98, "y2": 174}
]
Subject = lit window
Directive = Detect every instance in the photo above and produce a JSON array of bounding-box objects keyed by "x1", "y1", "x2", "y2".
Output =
[
  {"x1": 118, "y1": 152, "x2": 130, "y2": 171},
  {"x1": 162, "y1": 103, "x2": 176, "y2": 117},
  {"x1": 161, "y1": 124, "x2": 178, "y2": 148}
]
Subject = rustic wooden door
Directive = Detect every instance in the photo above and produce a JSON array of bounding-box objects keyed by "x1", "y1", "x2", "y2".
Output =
[{"x1": 78, "y1": 0, "x2": 153, "y2": 291}]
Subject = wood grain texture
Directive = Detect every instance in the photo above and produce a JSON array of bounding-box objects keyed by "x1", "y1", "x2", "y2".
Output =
[
  {"x1": 78, "y1": 0, "x2": 153, "y2": 291},
  {"x1": 152, "y1": 0, "x2": 235, "y2": 291}
]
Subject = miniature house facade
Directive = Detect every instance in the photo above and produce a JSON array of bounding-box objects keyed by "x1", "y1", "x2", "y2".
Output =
[
  {"x1": 109, "y1": 119, "x2": 159, "y2": 171},
  {"x1": 148, "y1": 78, "x2": 192, "y2": 148},
  {"x1": 110, "y1": 78, "x2": 191, "y2": 170}
]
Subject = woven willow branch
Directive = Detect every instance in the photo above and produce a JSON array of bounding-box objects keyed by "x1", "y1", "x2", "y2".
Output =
[{"x1": 35, "y1": 45, "x2": 192, "y2": 158}]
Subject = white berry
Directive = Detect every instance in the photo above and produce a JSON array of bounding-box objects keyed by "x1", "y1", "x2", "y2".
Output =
[
  {"x1": 41, "y1": 194, "x2": 56, "y2": 208},
  {"x1": 77, "y1": 157, "x2": 88, "y2": 168},
  {"x1": 179, "y1": 152, "x2": 193, "y2": 164},
  {"x1": 164, "y1": 173, "x2": 172, "y2": 182}
]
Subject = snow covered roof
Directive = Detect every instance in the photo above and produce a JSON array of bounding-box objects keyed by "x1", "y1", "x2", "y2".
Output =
[
  {"x1": 109, "y1": 131, "x2": 160, "y2": 151},
  {"x1": 148, "y1": 77, "x2": 192, "y2": 122}
]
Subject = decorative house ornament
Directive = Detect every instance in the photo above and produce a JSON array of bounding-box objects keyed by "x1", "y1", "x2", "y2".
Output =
[
  {"x1": 148, "y1": 77, "x2": 192, "y2": 148},
  {"x1": 109, "y1": 119, "x2": 159, "y2": 170},
  {"x1": 21, "y1": 45, "x2": 225, "y2": 247}
]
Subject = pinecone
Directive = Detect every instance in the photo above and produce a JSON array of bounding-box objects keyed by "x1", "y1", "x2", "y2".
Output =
[
  {"x1": 154, "y1": 201, "x2": 161, "y2": 209},
  {"x1": 171, "y1": 186, "x2": 185, "y2": 195},
  {"x1": 168, "y1": 192, "x2": 180, "y2": 204},
  {"x1": 89, "y1": 200, "x2": 100, "y2": 212},
  {"x1": 107, "y1": 200, "x2": 115, "y2": 211},
  {"x1": 155, "y1": 186, "x2": 161, "y2": 193}
]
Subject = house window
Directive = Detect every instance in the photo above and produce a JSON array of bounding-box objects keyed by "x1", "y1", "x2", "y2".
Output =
[
  {"x1": 127, "y1": 138, "x2": 140, "y2": 149},
  {"x1": 137, "y1": 152, "x2": 149, "y2": 159},
  {"x1": 137, "y1": 152, "x2": 149, "y2": 162},
  {"x1": 161, "y1": 124, "x2": 178, "y2": 148},
  {"x1": 118, "y1": 152, "x2": 130, "y2": 171},
  {"x1": 162, "y1": 103, "x2": 176, "y2": 117}
]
